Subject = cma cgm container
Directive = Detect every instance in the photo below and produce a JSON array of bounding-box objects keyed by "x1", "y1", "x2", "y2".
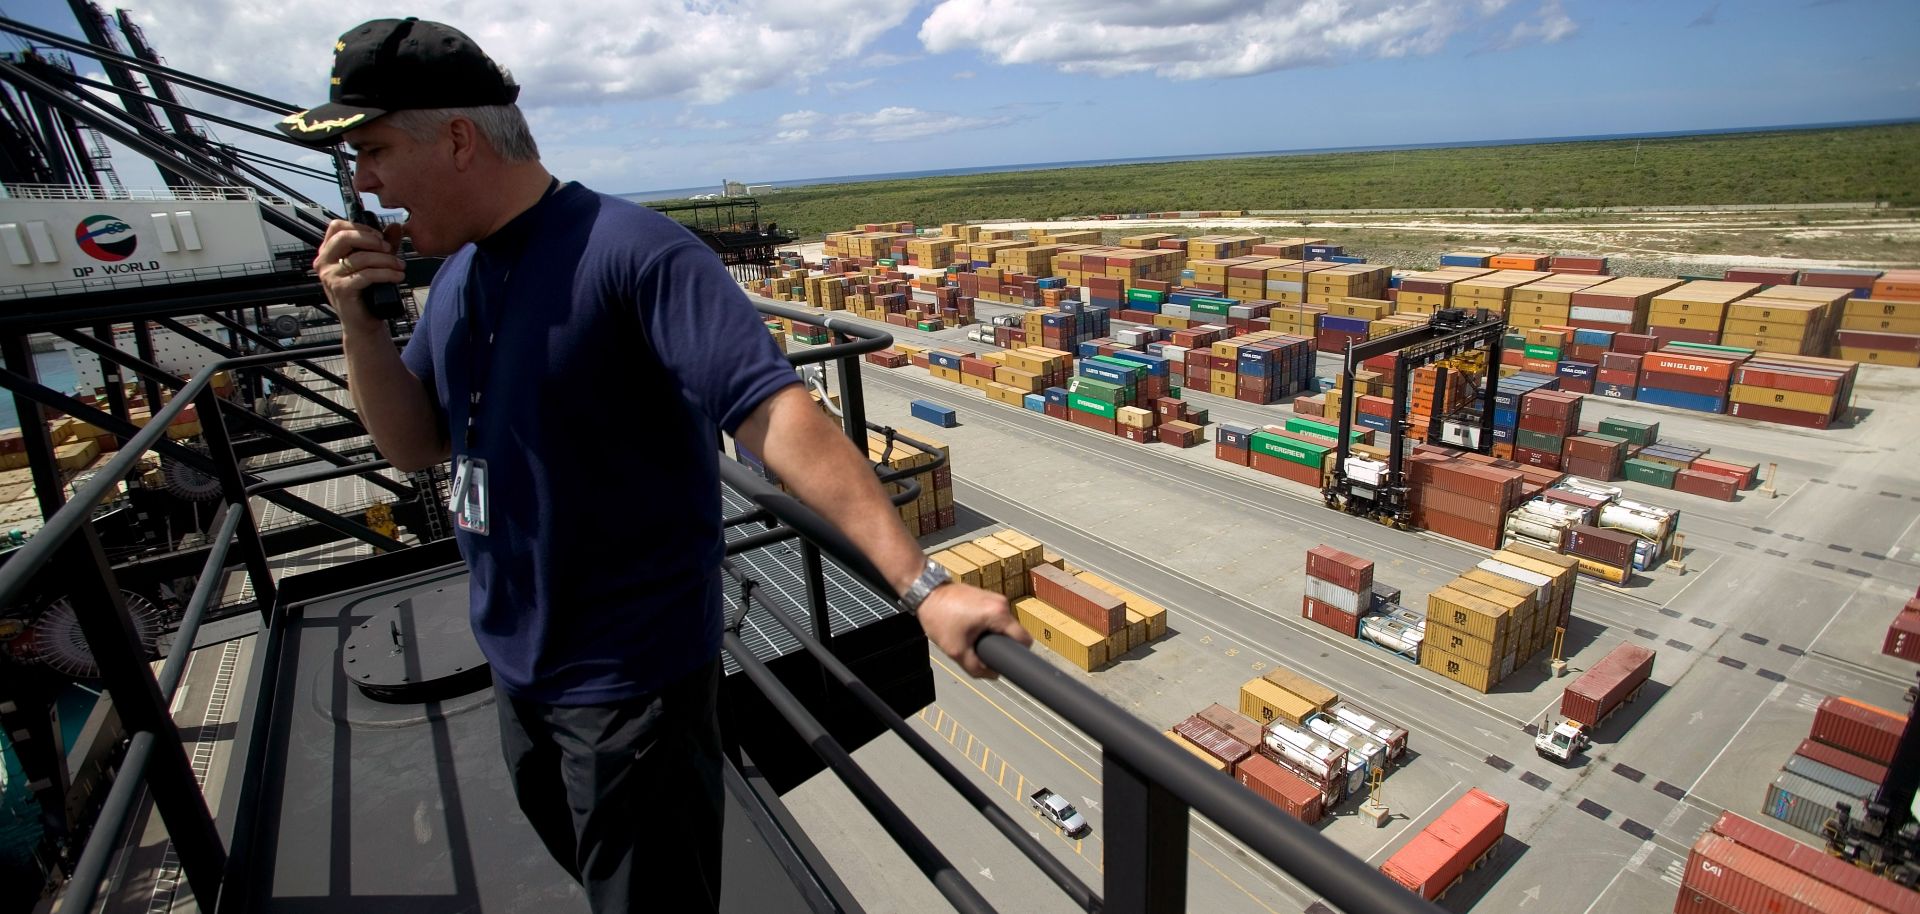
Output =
[
  {"x1": 1380, "y1": 788, "x2": 1509, "y2": 902},
  {"x1": 1560, "y1": 643, "x2": 1656, "y2": 728},
  {"x1": 1702, "y1": 812, "x2": 1919, "y2": 914},
  {"x1": 1810, "y1": 696, "x2": 1906, "y2": 766}
]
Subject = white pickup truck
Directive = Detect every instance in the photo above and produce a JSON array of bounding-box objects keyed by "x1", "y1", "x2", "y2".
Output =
[{"x1": 1029, "y1": 788, "x2": 1091, "y2": 838}]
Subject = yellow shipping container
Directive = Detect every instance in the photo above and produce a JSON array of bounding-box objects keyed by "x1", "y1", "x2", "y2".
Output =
[
  {"x1": 950, "y1": 542, "x2": 1004, "y2": 590},
  {"x1": 1073, "y1": 570, "x2": 1167, "y2": 640},
  {"x1": 1573, "y1": 555, "x2": 1630, "y2": 584},
  {"x1": 1427, "y1": 585, "x2": 1511, "y2": 644},
  {"x1": 1239, "y1": 678, "x2": 1315, "y2": 727},
  {"x1": 972, "y1": 536, "x2": 1026, "y2": 596},
  {"x1": 1013, "y1": 598, "x2": 1109, "y2": 671},
  {"x1": 930, "y1": 550, "x2": 982, "y2": 589},
  {"x1": 1728, "y1": 384, "x2": 1837, "y2": 415},
  {"x1": 1833, "y1": 347, "x2": 1920, "y2": 367},
  {"x1": 54, "y1": 439, "x2": 100, "y2": 471},
  {"x1": 1726, "y1": 301, "x2": 1819, "y2": 326},
  {"x1": 1837, "y1": 313, "x2": 1920, "y2": 334},
  {"x1": 1426, "y1": 619, "x2": 1505, "y2": 669},
  {"x1": 1844, "y1": 298, "x2": 1920, "y2": 320},
  {"x1": 1421, "y1": 642, "x2": 1497, "y2": 692},
  {"x1": 1260, "y1": 665, "x2": 1337, "y2": 712}
]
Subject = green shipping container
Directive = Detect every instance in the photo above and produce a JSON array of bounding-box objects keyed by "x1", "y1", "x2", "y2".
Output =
[
  {"x1": 1127, "y1": 288, "x2": 1167, "y2": 304},
  {"x1": 1068, "y1": 394, "x2": 1117, "y2": 418},
  {"x1": 1283, "y1": 417, "x2": 1367, "y2": 445},
  {"x1": 1598, "y1": 418, "x2": 1658, "y2": 446},
  {"x1": 1069, "y1": 377, "x2": 1125, "y2": 403},
  {"x1": 1623, "y1": 458, "x2": 1678, "y2": 488},
  {"x1": 878, "y1": 258, "x2": 897, "y2": 267},
  {"x1": 1170, "y1": 386, "x2": 1182, "y2": 398},
  {"x1": 1515, "y1": 429, "x2": 1564, "y2": 453},
  {"x1": 1585, "y1": 432, "x2": 1630, "y2": 448},
  {"x1": 1250, "y1": 432, "x2": 1331, "y2": 467},
  {"x1": 1524, "y1": 344, "x2": 1562, "y2": 361},
  {"x1": 1503, "y1": 333, "x2": 1528, "y2": 350},
  {"x1": 1191, "y1": 300, "x2": 1233, "y2": 316},
  {"x1": 917, "y1": 321, "x2": 940, "y2": 331},
  {"x1": 1090, "y1": 355, "x2": 1148, "y2": 383}
]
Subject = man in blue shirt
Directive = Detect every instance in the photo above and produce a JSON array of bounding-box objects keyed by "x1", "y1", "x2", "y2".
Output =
[{"x1": 280, "y1": 18, "x2": 1028, "y2": 912}]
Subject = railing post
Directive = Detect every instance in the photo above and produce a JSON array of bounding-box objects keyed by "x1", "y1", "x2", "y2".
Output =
[
  {"x1": 195, "y1": 385, "x2": 276, "y2": 613},
  {"x1": 833, "y1": 327, "x2": 868, "y2": 447},
  {"x1": 51, "y1": 523, "x2": 226, "y2": 907},
  {"x1": 1103, "y1": 750, "x2": 1189, "y2": 914},
  {"x1": 801, "y1": 539, "x2": 833, "y2": 655}
]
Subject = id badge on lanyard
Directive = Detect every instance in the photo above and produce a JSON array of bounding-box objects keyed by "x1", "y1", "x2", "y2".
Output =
[{"x1": 449, "y1": 455, "x2": 490, "y2": 535}]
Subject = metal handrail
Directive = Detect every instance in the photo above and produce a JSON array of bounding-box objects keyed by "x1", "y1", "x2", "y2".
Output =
[{"x1": 714, "y1": 458, "x2": 1443, "y2": 914}]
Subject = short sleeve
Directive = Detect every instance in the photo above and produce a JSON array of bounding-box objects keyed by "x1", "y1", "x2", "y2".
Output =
[
  {"x1": 400, "y1": 296, "x2": 435, "y2": 385},
  {"x1": 638, "y1": 242, "x2": 799, "y2": 433}
]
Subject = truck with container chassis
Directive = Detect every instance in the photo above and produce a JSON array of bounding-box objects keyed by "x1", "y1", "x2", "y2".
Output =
[{"x1": 1536, "y1": 642, "x2": 1656, "y2": 763}]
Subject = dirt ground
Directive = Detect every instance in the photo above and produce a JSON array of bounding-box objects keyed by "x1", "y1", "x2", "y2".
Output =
[{"x1": 926, "y1": 205, "x2": 1920, "y2": 276}]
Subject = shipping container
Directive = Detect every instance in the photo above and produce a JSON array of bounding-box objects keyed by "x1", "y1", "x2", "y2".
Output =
[
  {"x1": 1165, "y1": 729, "x2": 1231, "y2": 771},
  {"x1": 1793, "y1": 739, "x2": 1889, "y2": 789},
  {"x1": 1678, "y1": 832, "x2": 1883, "y2": 914},
  {"x1": 1260, "y1": 665, "x2": 1338, "y2": 713},
  {"x1": 1199, "y1": 703, "x2": 1267, "y2": 750},
  {"x1": 1262, "y1": 718, "x2": 1351, "y2": 788},
  {"x1": 1011, "y1": 598, "x2": 1109, "y2": 671},
  {"x1": 1707, "y1": 812, "x2": 1917, "y2": 914},
  {"x1": 1811, "y1": 696, "x2": 1906, "y2": 766},
  {"x1": 1304, "y1": 575, "x2": 1367, "y2": 615},
  {"x1": 1886, "y1": 610, "x2": 1920, "y2": 664},
  {"x1": 1765, "y1": 769, "x2": 1864, "y2": 838},
  {"x1": 1306, "y1": 545, "x2": 1376, "y2": 592},
  {"x1": 1234, "y1": 752, "x2": 1325, "y2": 825},
  {"x1": 1241, "y1": 678, "x2": 1317, "y2": 727},
  {"x1": 1174, "y1": 715, "x2": 1255, "y2": 771},
  {"x1": 1561, "y1": 642, "x2": 1656, "y2": 728},
  {"x1": 1380, "y1": 789, "x2": 1509, "y2": 902},
  {"x1": 1783, "y1": 753, "x2": 1878, "y2": 801}
]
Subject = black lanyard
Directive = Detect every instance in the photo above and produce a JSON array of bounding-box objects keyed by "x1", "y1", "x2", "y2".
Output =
[{"x1": 462, "y1": 178, "x2": 561, "y2": 449}]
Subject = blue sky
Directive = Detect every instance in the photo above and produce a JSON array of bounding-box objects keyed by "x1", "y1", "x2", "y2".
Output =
[{"x1": 3, "y1": 0, "x2": 1916, "y2": 204}]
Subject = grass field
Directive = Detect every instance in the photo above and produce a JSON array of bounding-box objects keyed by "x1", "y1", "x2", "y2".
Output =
[{"x1": 721, "y1": 124, "x2": 1920, "y2": 240}]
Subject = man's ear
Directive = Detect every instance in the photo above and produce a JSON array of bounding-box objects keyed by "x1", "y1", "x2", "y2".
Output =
[{"x1": 447, "y1": 116, "x2": 478, "y2": 171}]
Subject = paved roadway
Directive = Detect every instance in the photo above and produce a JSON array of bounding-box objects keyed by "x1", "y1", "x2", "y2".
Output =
[{"x1": 776, "y1": 299, "x2": 1920, "y2": 913}]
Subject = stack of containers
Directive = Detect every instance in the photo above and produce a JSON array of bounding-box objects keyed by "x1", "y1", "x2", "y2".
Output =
[
  {"x1": 1262, "y1": 718, "x2": 1351, "y2": 808},
  {"x1": 1407, "y1": 365, "x2": 1478, "y2": 443},
  {"x1": 1568, "y1": 277, "x2": 1681, "y2": 337},
  {"x1": 1719, "y1": 286, "x2": 1848, "y2": 356},
  {"x1": 1379, "y1": 789, "x2": 1509, "y2": 903},
  {"x1": 1487, "y1": 544, "x2": 1579, "y2": 657},
  {"x1": 1564, "y1": 525, "x2": 1640, "y2": 583},
  {"x1": 1676, "y1": 812, "x2": 1920, "y2": 914},
  {"x1": 1491, "y1": 372, "x2": 1558, "y2": 456},
  {"x1": 1595, "y1": 348, "x2": 1643, "y2": 400},
  {"x1": 1422, "y1": 574, "x2": 1526, "y2": 691},
  {"x1": 1303, "y1": 546, "x2": 1374, "y2": 638},
  {"x1": 1727, "y1": 353, "x2": 1857, "y2": 430},
  {"x1": 1833, "y1": 269, "x2": 1920, "y2": 366},
  {"x1": 1453, "y1": 270, "x2": 1550, "y2": 316},
  {"x1": 1798, "y1": 268, "x2": 1882, "y2": 299},
  {"x1": 1507, "y1": 275, "x2": 1607, "y2": 330},
  {"x1": 1514, "y1": 388, "x2": 1582, "y2": 471},
  {"x1": 1023, "y1": 301, "x2": 1112, "y2": 353},
  {"x1": 1214, "y1": 421, "x2": 1255, "y2": 467},
  {"x1": 1559, "y1": 434, "x2": 1628, "y2": 481},
  {"x1": 1638, "y1": 347, "x2": 1745, "y2": 414},
  {"x1": 1303, "y1": 712, "x2": 1388, "y2": 801},
  {"x1": 1396, "y1": 268, "x2": 1492, "y2": 316},
  {"x1": 1246, "y1": 427, "x2": 1335, "y2": 488},
  {"x1": 1765, "y1": 696, "x2": 1907, "y2": 837},
  {"x1": 1648, "y1": 281, "x2": 1759, "y2": 347},
  {"x1": 1406, "y1": 457, "x2": 1525, "y2": 549}
]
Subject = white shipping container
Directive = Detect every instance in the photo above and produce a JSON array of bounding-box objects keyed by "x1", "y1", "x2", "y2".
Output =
[
  {"x1": 1262, "y1": 719, "x2": 1349, "y2": 785},
  {"x1": 1304, "y1": 576, "x2": 1364, "y2": 615},
  {"x1": 1162, "y1": 303, "x2": 1193, "y2": 320},
  {"x1": 1159, "y1": 344, "x2": 1189, "y2": 364},
  {"x1": 1569, "y1": 306, "x2": 1636, "y2": 324},
  {"x1": 1476, "y1": 559, "x2": 1553, "y2": 605},
  {"x1": 1552, "y1": 477, "x2": 1621, "y2": 502}
]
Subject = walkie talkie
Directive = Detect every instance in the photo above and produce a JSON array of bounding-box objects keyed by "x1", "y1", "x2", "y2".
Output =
[{"x1": 353, "y1": 207, "x2": 406, "y2": 320}]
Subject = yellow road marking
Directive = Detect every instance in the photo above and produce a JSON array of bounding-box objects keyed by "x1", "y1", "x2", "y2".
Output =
[
  {"x1": 930, "y1": 654, "x2": 1100, "y2": 783},
  {"x1": 998, "y1": 759, "x2": 1008, "y2": 786}
]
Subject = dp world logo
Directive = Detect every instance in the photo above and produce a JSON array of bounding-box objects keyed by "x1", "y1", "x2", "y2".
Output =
[{"x1": 75, "y1": 215, "x2": 137, "y2": 261}]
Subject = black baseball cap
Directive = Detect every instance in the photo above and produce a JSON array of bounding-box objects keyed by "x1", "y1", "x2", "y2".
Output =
[{"x1": 277, "y1": 18, "x2": 520, "y2": 145}]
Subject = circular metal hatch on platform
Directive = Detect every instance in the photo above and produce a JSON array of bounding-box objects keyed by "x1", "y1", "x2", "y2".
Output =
[{"x1": 342, "y1": 584, "x2": 489, "y2": 703}]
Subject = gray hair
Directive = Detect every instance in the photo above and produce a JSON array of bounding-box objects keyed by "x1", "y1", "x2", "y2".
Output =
[{"x1": 382, "y1": 105, "x2": 541, "y2": 163}]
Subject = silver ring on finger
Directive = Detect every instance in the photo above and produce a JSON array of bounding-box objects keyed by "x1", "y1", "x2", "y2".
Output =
[{"x1": 341, "y1": 254, "x2": 356, "y2": 274}]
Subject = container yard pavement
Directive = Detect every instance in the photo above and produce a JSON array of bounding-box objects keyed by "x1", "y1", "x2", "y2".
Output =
[{"x1": 768, "y1": 297, "x2": 1920, "y2": 913}]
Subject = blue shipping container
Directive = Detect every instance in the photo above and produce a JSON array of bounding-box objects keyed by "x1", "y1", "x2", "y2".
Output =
[
  {"x1": 1079, "y1": 362, "x2": 1132, "y2": 385},
  {"x1": 1594, "y1": 383, "x2": 1636, "y2": 401},
  {"x1": 1329, "y1": 255, "x2": 1366, "y2": 264},
  {"x1": 1636, "y1": 385, "x2": 1725, "y2": 413},
  {"x1": 1044, "y1": 386, "x2": 1070, "y2": 406},
  {"x1": 1076, "y1": 341, "x2": 1102, "y2": 359},
  {"x1": 1322, "y1": 315, "x2": 1370, "y2": 333},
  {"x1": 1356, "y1": 413, "x2": 1391, "y2": 433},
  {"x1": 1494, "y1": 407, "x2": 1518, "y2": 428},
  {"x1": 1572, "y1": 328, "x2": 1614, "y2": 347},
  {"x1": 1217, "y1": 423, "x2": 1255, "y2": 449},
  {"x1": 910, "y1": 400, "x2": 958, "y2": 428},
  {"x1": 1024, "y1": 393, "x2": 1048, "y2": 412},
  {"x1": 1107, "y1": 350, "x2": 1170, "y2": 376},
  {"x1": 1557, "y1": 361, "x2": 1597, "y2": 381},
  {"x1": 1440, "y1": 254, "x2": 1489, "y2": 267},
  {"x1": 1492, "y1": 425, "x2": 1515, "y2": 443},
  {"x1": 929, "y1": 351, "x2": 962, "y2": 370},
  {"x1": 1036, "y1": 277, "x2": 1066, "y2": 289}
]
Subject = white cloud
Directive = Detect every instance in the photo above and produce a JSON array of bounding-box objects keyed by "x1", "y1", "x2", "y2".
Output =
[
  {"x1": 918, "y1": 0, "x2": 1558, "y2": 79},
  {"x1": 1486, "y1": 0, "x2": 1577, "y2": 50},
  {"x1": 826, "y1": 78, "x2": 879, "y2": 94},
  {"x1": 952, "y1": 70, "x2": 977, "y2": 79},
  {"x1": 770, "y1": 106, "x2": 1012, "y2": 143},
  {"x1": 121, "y1": 1, "x2": 912, "y2": 114}
]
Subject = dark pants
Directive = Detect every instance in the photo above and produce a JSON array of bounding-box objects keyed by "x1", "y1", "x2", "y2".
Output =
[{"x1": 496, "y1": 658, "x2": 725, "y2": 913}]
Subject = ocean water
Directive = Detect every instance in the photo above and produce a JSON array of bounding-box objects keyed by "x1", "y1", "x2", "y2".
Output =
[
  {"x1": 0, "y1": 351, "x2": 81, "y2": 432},
  {"x1": 617, "y1": 117, "x2": 1916, "y2": 203}
]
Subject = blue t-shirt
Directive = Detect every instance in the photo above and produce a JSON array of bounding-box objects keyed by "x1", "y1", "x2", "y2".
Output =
[{"x1": 401, "y1": 182, "x2": 798, "y2": 705}]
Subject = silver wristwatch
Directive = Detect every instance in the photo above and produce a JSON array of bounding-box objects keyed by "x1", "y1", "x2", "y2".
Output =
[{"x1": 898, "y1": 558, "x2": 952, "y2": 611}]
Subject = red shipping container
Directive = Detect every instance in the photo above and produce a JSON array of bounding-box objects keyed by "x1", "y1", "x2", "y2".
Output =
[
  {"x1": 1600, "y1": 351, "x2": 1645, "y2": 371},
  {"x1": 1561, "y1": 455, "x2": 1618, "y2": 481},
  {"x1": 1216, "y1": 443, "x2": 1250, "y2": 466},
  {"x1": 1885, "y1": 609, "x2": 1920, "y2": 664},
  {"x1": 1646, "y1": 352, "x2": 1740, "y2": 381},
  {"x1": 1611, "y1": 332, "x2": 1658, "y2": 353},
  {"x1": 1675, "y1": 468, "x2": 1739, "y2": 501},
  {"x1": 1734, "y1": 364, "x2": 1845, "y2": 396},
  {"x1": 1030, "y1": 565, "x2": 1126, "y2": 634},
  {"x1": 1793, "y1": 740, "x2": 1890, "y2": 788},
  {"x1": 1199, "y1": 703, "x2": 1266, "y2": 750},
  {"x1": 1835, "y1": 329, "x2": 1920, "y2": 353},
  {"x1": 1811, "y1": 696, "x2": 1906, "y2": 766},
  {"x1": 1306, "y1": 545, "x2": 1375, "y2": 592},
  {"x1": 1234, "y1": 753, "x2": 1324, "y2": 825},
  {"x1": 1044, "y1": 403, "x2": 1070, "y2": 421},
  {"x1": 1560, "y1": 642, "x2": 1654, "y2": 727},
  {"x1": 1728, "y1": 400, "x2": 1835, "y2": 430},
  {"x1": 1068, "y1": 408, "x2": 1119, "y2": 435},
  {"x1": 1542, "y1": 487, "x2": 1608, "y2": 512},
  {"x1": 1418, "y1": 509, "x2": 1502, "y2": 550},
  {"x1": 1250, "y1": 451, "x2": 1323, "y2": 487},
  {"x1": 1725, "y1": 268, "x2": 1798, "y2": 284},
  {"x1": 1595, "y1": 367, "x2": 1640, "y2": 387},
  {"x1": 1690, "y1": 458, "x2": 1755, "y2": 488},
  {"x1": 1302, "y1": 595, "x2": 1359, "y2": 637},
  {"x1": 1173, "y1": 715, "x2": 1254, "y2": 770},
  {"x1": 1708, "y1": 812, "x2": 1916, "y2": 914},
  {"x1": 1640, "y1": 370, "x2": 1732, "y2": 399},
  {"x1": 1417, "y1": 485, "x2": 1504, "y2": 525},
  {"x1": 1426, "y1": 462, "x2": 1523, "y2": 505},
  {"x1": 1508, "y1": 446, "x2": 1562, "y2": 471},
  {"x1": 1380, "y1": 789, "x2": 1508, "y2": 901},
  {"x1": 1679, "y1": 833, "x2": 1885, "y2": 914},
  {"x1": 1652, "y1": 326, "x2": 1723, "y2": 347},
  {"x1": 1517, "y1": 413, "x2": 1576, "y2": 436}
]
